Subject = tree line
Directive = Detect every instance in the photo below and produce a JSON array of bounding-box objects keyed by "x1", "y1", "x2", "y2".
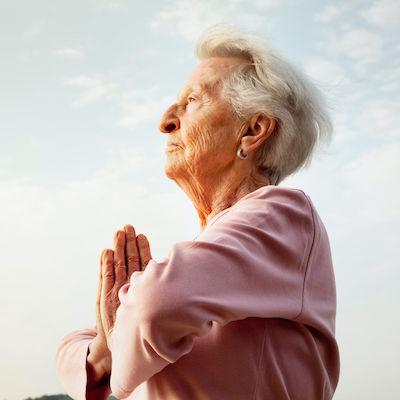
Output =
[{"x1": 23, "y1": 395, "x2": 118, "y2": 400}]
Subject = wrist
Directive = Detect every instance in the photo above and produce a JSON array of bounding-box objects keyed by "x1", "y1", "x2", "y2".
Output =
[{"x1": 87, "y1": 337, "x2": 112, "y2": 378}]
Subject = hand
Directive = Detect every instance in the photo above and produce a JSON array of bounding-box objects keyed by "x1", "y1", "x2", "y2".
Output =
[
  {"x1": 88, "y1": 225, "x2": 152, "y2": 386},
  {"x1": 100, "y1": 225, "x2": 152, "y2": 344}
]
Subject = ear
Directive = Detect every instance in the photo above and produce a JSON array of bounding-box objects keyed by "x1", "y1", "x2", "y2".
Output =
[{"x1": 240, "y1": 114, "x2": 276, "y2": 156}]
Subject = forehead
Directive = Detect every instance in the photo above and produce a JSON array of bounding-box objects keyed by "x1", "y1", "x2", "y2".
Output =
[{"x1": 178, "y1": 57, "x2": 247, "y2": 98}]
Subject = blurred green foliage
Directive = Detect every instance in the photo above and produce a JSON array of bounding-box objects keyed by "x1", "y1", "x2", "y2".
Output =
[{"x1": 23, "y1": 395, "x2": 118, "y2": 400}]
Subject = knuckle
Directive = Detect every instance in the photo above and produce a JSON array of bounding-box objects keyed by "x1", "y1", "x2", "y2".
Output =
[
  {"x1": 142, "y1": 258, "x2": 151, "y2": 267},
  {"x1": 104, "y1": 257, "x2": 114, "y2": 266},
  {"x1": 114, "y1": 260, "x2": 126, "y2": 269},
  {"x1": 104, "y1": 249, "x2": 114, "y2": 257},
  {"x1": 127, "y1": 255, "x2": 140, "y2": 264},
  {"x1": 115, "y1": 230, "x2": 125, "y2": 239}
]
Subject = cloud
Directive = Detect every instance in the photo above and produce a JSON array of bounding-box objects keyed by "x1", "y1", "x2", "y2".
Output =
[
  {"x1": 313, "y1": 5, "x2": 342, "y2": 22},
  {"x1": 251, "y1": 0, "x2": 281, "y2": 8},
  {"x1": 323, "y1": 26, "x2": 384, "y2": 70},
  {"x1": 21, "y1": 20, "x2": 46, "y2": 39},
  {"x1": 54, "y1": 47, "x2": 84, "y2": 59},
  {"x1": 344, "y1": 142, "x2": 400, "y2": 222},
  {"x1": 72, "y1": 84, "x2": 116, "y2": 107},
  {"x1": 0, "y1": 146, "x2": 196, "y2": 287},
  {"x1": 64, "y1": 76, "x2": 173, "y2": 127},
  {"x1": 353, "y1": 97, "x2": 400, "y2": 139},
  {"x1": 362, "y1": 0, "x2": 400, "y2": 28},
  {"x1": 67, "y1": 75, "x2": 102, "y2": 87},
  {"x1": 0, "y1": 145, "x2": 197, "y2": 398},
  {"x1": 117, "y1": 89, "x2": 174, "y2": 130},
  {"x1": 371, "y1": 63, "x2": 400, "y2": 93},
  {"x1": 66, "y1": 75, "x2": 116, "y2": 107},
  {"x1": 315, "y1": 2, "x2": 399, "y2": 76},
  {"x1": 150, "y1": 0, "x2": 270, "y2": 40},
  {"x1": 304, "y1": 58, "x2": 349, "y2": 88},
  {"x1": 92, "y1": 0, "x2": 127, "y2": 11}
]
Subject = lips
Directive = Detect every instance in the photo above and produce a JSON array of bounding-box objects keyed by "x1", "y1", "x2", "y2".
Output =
[{"x1": 166, "y1": 142, "x2": 180, "y2": 149}]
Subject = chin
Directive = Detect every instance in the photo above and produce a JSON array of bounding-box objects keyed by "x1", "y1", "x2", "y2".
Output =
[{"x1": 164, "y1": 160, "x2": 181, "y2": 180}]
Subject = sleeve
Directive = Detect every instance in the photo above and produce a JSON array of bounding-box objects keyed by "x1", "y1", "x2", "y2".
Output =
[
  {"x1": 55, "y1": 326, "x2": 111, "y2": 400},
  {"x1": 109, "y1": 188, "x2": 315, "y2": 399}
]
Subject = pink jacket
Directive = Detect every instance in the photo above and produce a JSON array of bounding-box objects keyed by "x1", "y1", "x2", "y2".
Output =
[{"x1": 56, "y1": 186, "x2": 340, "y2": 399}]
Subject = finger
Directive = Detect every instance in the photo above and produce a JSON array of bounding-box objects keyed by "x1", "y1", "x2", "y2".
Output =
[
  {"x1": 137, "y1": 234, "x2": 152, "y2": 271},
  {"x1": 124, "y1": 224, "x2": 140, "y2": 276},
  {"x1": 96, "y1": 250, "x2": 106, "y2": 307},
  {"x1": 95, "y1": 251, "x2": 105, "y2": 336},
  {"x1": 113, "y1": 230, "x2": 127, "y2": 286},
  {"x1": 101, "y1": 249, "x2": 114, "y2": 296},
  {"x1": 101, "y1": 249, "x2": 120, "y2": 339}
]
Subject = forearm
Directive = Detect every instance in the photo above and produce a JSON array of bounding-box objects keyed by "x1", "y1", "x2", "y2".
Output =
[
  {"x1": 86, "y1": 339, "x2": 112, "y2": 394},
  {"x1": 56, "y1": 328, "x2": 111, "y2": 400}
]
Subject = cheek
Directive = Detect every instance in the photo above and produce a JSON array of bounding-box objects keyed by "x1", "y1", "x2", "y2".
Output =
[
  {"x1": 181, "y1": 107, "x2": 240, "y2": 166},
  {"x1": 183, "y1": 122, "x2": 213, "y2": 160}
]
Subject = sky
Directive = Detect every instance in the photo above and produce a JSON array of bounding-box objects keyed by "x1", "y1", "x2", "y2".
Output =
[{"x1": 0, "y1": 0, "x2": 399, "y2": 399}]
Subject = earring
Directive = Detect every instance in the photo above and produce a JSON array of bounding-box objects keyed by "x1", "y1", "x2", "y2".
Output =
[{"x1": 237, "y1": 148, "x2": 248, "y2": 160}]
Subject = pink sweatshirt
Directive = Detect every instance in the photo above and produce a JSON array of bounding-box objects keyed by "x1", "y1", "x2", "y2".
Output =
[{"x1": 56, "y1": 186, "x2": 340, "y2": 399}]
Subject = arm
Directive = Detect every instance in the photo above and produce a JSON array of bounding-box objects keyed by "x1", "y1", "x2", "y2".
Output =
[
  {"x1": 55, "y1": 326, "x2": 112, "y2": 400},
  {"x1": 56, "y1": 225, "x2": 152, "y2": 400},
  {"x1": 109, "y1": 188, "x2": 315, "y2": 398}
]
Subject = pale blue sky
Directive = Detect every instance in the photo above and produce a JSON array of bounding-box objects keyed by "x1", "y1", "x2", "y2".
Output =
[{"x1": 0, "y1": 0, "x2": 399, "y2": 399}]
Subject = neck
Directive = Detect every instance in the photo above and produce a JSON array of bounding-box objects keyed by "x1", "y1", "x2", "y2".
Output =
[{"x1": 174, "y1": 165, "x2": 269, "y2": 231}]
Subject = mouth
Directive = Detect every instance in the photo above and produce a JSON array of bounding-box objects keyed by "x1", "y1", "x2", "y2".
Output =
[{"x1": 166, "y1": 143, "x2": 180, "y2": 151}]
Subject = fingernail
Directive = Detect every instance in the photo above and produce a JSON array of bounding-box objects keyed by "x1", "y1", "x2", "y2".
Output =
[{"x1": 126, "y1": 226, "x2": 135, "y2": 238}]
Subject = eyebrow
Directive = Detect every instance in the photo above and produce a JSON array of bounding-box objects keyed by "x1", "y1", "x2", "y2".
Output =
[{"x1": 177, "y1": 82, "x2": 218, "y2": 102}]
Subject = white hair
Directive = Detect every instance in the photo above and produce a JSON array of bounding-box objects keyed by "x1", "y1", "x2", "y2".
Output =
[{"x1": 195, "y1": 24, "x2": 333, "y2": 185}]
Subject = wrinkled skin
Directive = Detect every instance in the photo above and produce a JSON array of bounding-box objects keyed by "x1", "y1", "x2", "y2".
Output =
[
  {"x1": 87, "y1": 225, "x2": 152, "y2": 392},
  {"x1": 162, "y1": 57, "x2": 245, "y2": 182},
  {"x1": 159, "y1": 56, "x2": 275, "y2": 228},
  {"x1": 86, "y1": 57, "x2": 275, "y2": 394}
]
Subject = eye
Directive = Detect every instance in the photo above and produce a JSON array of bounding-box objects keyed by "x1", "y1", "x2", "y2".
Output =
[{"x1": 187, "y1": 95, "x2": 196, "y2": 103}]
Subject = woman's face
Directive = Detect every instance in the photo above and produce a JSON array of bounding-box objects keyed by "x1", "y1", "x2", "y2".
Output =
[{"x1": 159, "y1": 57, "x2": 246, "y2": 182}]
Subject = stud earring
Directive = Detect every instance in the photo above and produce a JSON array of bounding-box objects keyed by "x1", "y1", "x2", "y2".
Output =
[{"x1": 237, "y1": 148, "x2": 248, "y2": 160}]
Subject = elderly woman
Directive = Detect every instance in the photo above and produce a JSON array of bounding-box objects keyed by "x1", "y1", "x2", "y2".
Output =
[{"x1": 56, "y1": 25, "x2": 340, "y2": 399}]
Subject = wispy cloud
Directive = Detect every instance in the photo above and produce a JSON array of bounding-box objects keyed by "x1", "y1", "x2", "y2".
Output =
[
  {"x1": 304, "y1": 58, "x2": 349, "y2": 87},
  {"x1": 21, "y1": 20, "x2": 46, "y2": 39},
  {"x1": 54, "y1": 47, "x2": 84, "y2": 59},
  {"x1": 315, "y1": 1, "x2": 399, "y2": 76},
  {"x1": 66, "y1": 75, "x2": 116, "y2": 107},
  {"x1": 0, "y1": 146, "x2": 194, "y2": 277},
  {"x1": 64, "y1": 76, "x2": 173, "y2": 128},
  {"x1": 251, "y1": 0, "x2": 280, "y2": 8},
  {"x1": 117, "y1": 88, "x2": 174, "y2": 130},
  {"x1": 344, "y1": 142, "x2": 400, "y2": 221},
  {"x1": 92, "y1": 0, "x2": 127, "y2": 11},
  {"x1": 150, "y1": 0, "x2": 278, "y2": 40},
  {"x1": 324, "y1": 26, "x2": 384, "y2": 70},
  {"x1": 354, "y1": 98, "x2": 400, "y2": 138},
  {"x1": 67, "y1": 75, "x2": 101, "y2": 87},
  {"x1": 362, "y1": 0, "x2": 400, "y2": 27},
  {"x1": 313, "y1": 5, "x2": 342, "y2": 22}
]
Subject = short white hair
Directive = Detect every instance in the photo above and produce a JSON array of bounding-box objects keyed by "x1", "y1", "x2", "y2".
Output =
[{"x1": 195, "y1": 24, "x2": 332, "y2": 185}]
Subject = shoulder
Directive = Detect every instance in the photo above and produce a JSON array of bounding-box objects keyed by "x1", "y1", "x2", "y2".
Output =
[
  {"x1": 207, "y1": 185, "x2": 314, "y2": 231},
  {"x1": 197, "y1": 186, "x2": 319, "y2": 267}
]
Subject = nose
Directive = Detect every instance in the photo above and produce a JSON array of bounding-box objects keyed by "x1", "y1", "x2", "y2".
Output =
[{"x1": 159, "y1": 103, "x2": 180, "y2": 134}]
